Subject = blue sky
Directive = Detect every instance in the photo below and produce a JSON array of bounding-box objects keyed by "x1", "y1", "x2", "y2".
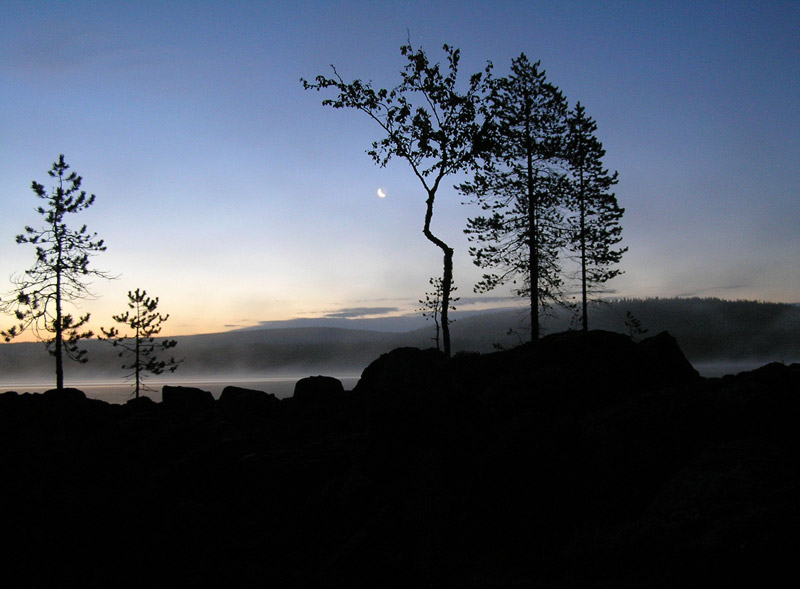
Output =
[{"x1": 1, "y1": 0, "x2": 798, "y2": 337}]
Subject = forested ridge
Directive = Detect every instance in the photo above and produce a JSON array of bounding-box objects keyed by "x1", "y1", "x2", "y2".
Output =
[{"x1": 540, "y1": 297, "x2": 800, "y2": 362}]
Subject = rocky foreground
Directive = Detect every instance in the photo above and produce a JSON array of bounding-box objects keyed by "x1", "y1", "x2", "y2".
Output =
[{"x1": 1, "y1": 331, "x2": 799, "y2": 587}]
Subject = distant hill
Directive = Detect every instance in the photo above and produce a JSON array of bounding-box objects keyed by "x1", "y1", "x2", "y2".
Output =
[
  {"x1": 0, "y1": 298, "x2": 798, "y2": 384},
  {"x1": 538, "y1": 297, "x2": 800, "y2": 364}
]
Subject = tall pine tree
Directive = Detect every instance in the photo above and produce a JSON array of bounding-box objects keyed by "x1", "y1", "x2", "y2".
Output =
[
  {"x1": 459, "y1": 54, "x2": 569, "y2": 340},
  {"x1": 1, "y1": 155, "x2": 110, "y2": 392},
  {"x1": 564, "y1": 102, "x2": 626, "y2": 332}
]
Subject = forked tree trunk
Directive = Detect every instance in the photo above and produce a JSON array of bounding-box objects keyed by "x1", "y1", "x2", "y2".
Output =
[{"x1": 423, "y1": 188, "x2": 454, "y2": 357}]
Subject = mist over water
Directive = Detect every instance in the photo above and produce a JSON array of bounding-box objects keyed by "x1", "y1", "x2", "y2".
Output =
[
  {"x1": 3, "y1": 299, "x2": 799, "y2": 401},
  {"x1": 4, "y1": 359, "x2": 796, "y2": 403},
  {"x1": 0, "y1": 373, "x2": 362, "y2": 404},
  {"x1": 692, "y1": 359, "x2": 796, "y2": 378}
]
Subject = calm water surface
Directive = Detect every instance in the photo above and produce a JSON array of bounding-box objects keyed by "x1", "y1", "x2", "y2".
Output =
[{"x1": 4, "y1": 360, "x2": 794, "y2": 403}]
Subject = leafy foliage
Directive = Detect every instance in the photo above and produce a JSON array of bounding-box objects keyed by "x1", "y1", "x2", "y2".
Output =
[
  {"x1": 1, "y1": 155, "x2": 110, "y2": 391},
  {"x1": 302, "y1": 42, "x2": 490, "y2": 356},
  {"x1": 100, "y1": 288, "x2": 181, "y2": 398},
  {"x1": 417, "y1": 276, "x2": 459, "y2": 351}
]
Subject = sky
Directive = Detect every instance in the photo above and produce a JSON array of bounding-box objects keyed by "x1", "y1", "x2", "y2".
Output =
[{"x1": 1, "y1": 0, "x2": 798, "y2": 339}]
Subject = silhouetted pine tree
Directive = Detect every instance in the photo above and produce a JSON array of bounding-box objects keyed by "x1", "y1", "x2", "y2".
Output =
[
  {"x1": 1, "y1": 155, "x2": 111, "y2": 392},
  {"x1": 303, "y1": 43, "x2": 490, "y2": 357},
  {"x1": 564, "y1": 102, "x2": 626, "y2": 332},
  {"x1": 624, "y1": 310, "x2": 648, "y2": 341},
  {"x1": 100, "y1": 288, "x2": 181, "y2": 398},
  {"x1": 459, "y1": 55, "x2": 569, "y2": 340}
]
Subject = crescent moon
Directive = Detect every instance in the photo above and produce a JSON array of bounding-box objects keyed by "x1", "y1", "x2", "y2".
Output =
[{"x1": 377, "y1": 188, "x2": 387, "y2": 198}]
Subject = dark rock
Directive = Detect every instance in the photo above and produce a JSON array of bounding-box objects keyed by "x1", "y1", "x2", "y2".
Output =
[
  {"x1": 219, "y1": 385, "x2": 279, "y2": 412},
  {"x1": 293, "y1": 375, "x2": 344, "y2": 406},
  {"x1": 125, "y1": 395, "x2": 158, "y2": 412},
  {"x1": 42, "y1": 387, "x2": 87, "y2": 402},
  {"x1": 541, "y1": 330, "x2": 700, "y2": 391},
  {"x1": 162, "y1": 385, "x2": 214, "y2": 410},
  {"x1": 456, "y1": 330, "x2": 697, "y2": 417},
  {"x1": 639, "y1": 330, "x2": 701, "y2": 385},
  {"x1": 353, "y1": 347, "x2": 447, "y2": 399}
]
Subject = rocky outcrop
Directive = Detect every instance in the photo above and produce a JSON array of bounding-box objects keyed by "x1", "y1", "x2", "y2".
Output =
[
  {"x1": 0, "y1": 331, "x2": 797, "y2": 587},
  {"x1": 353, "y1": 346, "x2": 447, "y2": 398},
  {"x1": 42, "y1": 387, "x2": 88, "y2": 402}
]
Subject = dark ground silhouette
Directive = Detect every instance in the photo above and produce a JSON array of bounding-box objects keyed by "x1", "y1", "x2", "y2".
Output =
[{"x1": 1, "y1": 331, "x2": 799, "y2": 587}]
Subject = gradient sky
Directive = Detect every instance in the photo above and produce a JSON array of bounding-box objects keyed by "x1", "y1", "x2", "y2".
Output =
[{"x1": 1, "y1": 0, "x2": 798, "y2": 338}]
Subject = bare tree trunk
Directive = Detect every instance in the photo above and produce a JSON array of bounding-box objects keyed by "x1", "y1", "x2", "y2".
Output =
[
  {"x1": 579, "y1": 167, "x2": 588, "y2": 332},
  {"x1": 423, "y1": 189, "x2": 454, "y2": 357},
  {"x1": 135, "y1": 329, "x2": 141, "y2": 399},
  {"x1": 524, "y1": 93, "x2": 539, "y2": 342},
  {"x1": 55, "y1": 300, "x2": 64, "y2": 393},
  {"x1": 55, "y1": 238, "x2": 64, "y2": 393},
  {"x1": 528, "y1": 177, "x2": 539, "y2": 341},
  {"x1": 440, "y1": 247, "x2": 454, "y2": 357}
]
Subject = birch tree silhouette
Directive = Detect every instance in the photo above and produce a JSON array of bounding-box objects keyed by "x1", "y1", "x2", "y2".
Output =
[{"x1": 303, "y1": 42, "x2": 490, "y2": 357}]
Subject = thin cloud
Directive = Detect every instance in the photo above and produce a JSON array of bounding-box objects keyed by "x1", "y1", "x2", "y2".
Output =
[
  {"x1": 322, "y1": 307, "x2": 400, "y2": 319},
  {"x1": 457, "y1": 295, "x2": 519, "y2": 306},
  {"x1": 675, "y1": 284, "x2": 750, "y2": 298}
]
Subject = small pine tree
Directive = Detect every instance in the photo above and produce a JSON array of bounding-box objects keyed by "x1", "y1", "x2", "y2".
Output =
[
  {"x1": 100, "y1": 288, "x2": 181, "y2": 398},
  {"x1": 624, "y1": 311, "x2": 648, "y2": 341},
  {"x1": 417, "y1": 277, "x2": 459, "y2": 351}
]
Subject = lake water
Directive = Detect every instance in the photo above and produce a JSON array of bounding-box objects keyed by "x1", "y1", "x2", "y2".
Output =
[
  {"x1": 0, "y1": 375, "x2": 362, "y2": 404},
  {"x1": 2, "y1": 359, "x2": 793, "y2": 404}
]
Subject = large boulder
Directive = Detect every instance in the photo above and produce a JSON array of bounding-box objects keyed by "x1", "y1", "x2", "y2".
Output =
[
  {"x1": 353, "y1": 347, "x2": 447, "y2": 400},
  {"x1": 426, "y1": 330, "x2": 702, "y2": 419},
  {"x1": 534, "y1": 330, "x2": 699, "y2": 390},
  {"x1": 125, "y1": 395, "x2": 159, "y2": 412},
  {"x1": 162, "y1": 385, "x2": 214, "y2": 411},
  {"x1": 351, "y1": 348, "x2": 478, "y2": 461},
  {"x1": 292, "y1": 375, "x2": 345, "y2": 407},
  {"x1": 639, "y1": 330, "x2": 700, "y2": 385},
  {"x1": 42, "y1": 387, "x2": 87, "y2": 402},
  {"x1": 218, "y1": 385, "x2": 279, "y2": 413},
  {"x1": 505, "y1": 330, "x2": 701, "y2": 411}
]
